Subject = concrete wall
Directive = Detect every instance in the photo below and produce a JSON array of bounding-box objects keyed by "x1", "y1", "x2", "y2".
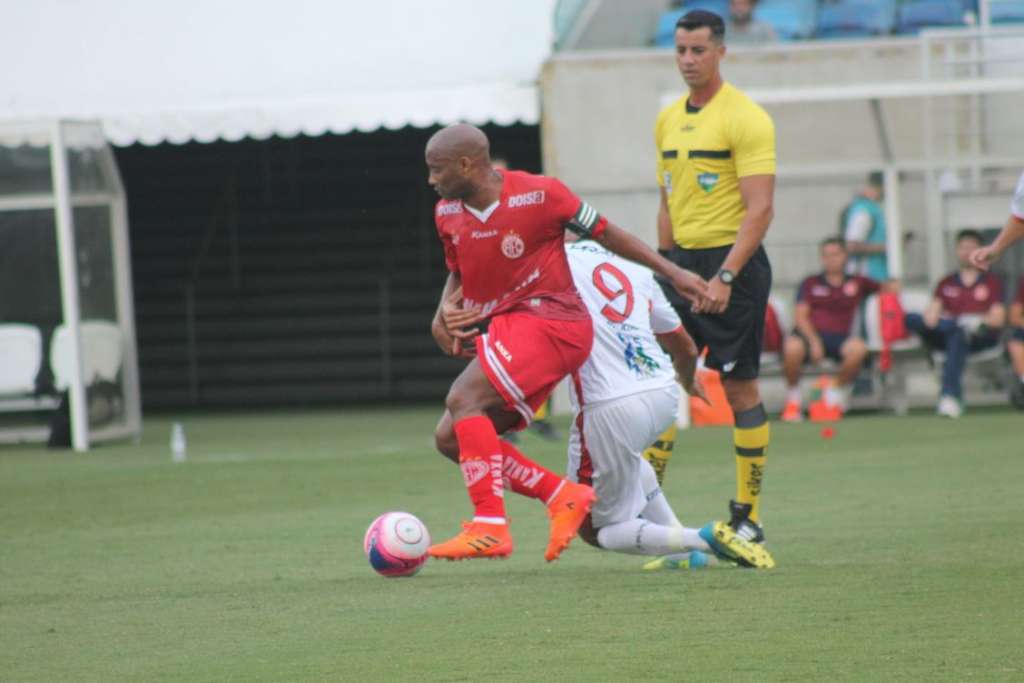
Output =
[{"x1": 541, "y1": 36, "x2": 1024, "y2": 292}]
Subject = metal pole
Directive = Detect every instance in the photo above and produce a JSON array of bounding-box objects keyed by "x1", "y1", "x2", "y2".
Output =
[
  {"x1": 379, "y1": 278, "x2": 392, "y2": 397},
  {"x1": 185, "y1": 283, "x2": 199, "y2": 406},
  {"x1": 50, "y1": 122, "x2": 90, "y2": 452},
  {"x1": 883, "y1": 167, "x2": 904, "y2": 281}
]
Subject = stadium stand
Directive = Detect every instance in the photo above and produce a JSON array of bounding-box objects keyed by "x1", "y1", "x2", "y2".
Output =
[
  {"x1": 895, "y1": 0, "x2": 971, "y2": 34},
  {"x1": 991, "y1": 0, "x2": 1024, "y2": 22},
  {"x1": 754, "y1": 0, "x2": 819, "y2": 39},
  {"x1": 0, "y1": 324, "x2": 43, "y2": 399},
  {"x1": 817, "y1": 0, "x2": 898, "y2": 38}
]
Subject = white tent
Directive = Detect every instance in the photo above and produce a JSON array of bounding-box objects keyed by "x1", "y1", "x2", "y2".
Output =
[{"x1": 0, "y1": 0, "x2": 556, "y2": 145}]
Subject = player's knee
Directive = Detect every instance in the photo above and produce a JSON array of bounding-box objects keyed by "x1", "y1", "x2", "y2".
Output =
[
  {"x1": 724, "y1": 379, "x2": 760, "y2": 412},
  {"x1": 783, "y1": 335, "x2": 805, "y2": 360},
  {"x1": 433, "y1": 425, "x2": 459, "y2": 462},
  {"x1": 844, "y1": 337, "x2": 868, "y2": 361}
]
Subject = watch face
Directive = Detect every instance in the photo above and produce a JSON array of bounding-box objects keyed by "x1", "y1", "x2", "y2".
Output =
[{"x1": 719, "y1": 270, "x2": 734, "y2": 284}]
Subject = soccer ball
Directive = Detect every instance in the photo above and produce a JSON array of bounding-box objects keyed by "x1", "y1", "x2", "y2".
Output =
[{"x1": 363, "y1": 512, "x2": 430, "y2": 577}]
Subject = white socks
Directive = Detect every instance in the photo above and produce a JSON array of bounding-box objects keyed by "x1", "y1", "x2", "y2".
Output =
[
  {"x1": 596, "y1": 519, "x2": 711, "y2": 556},
  {"x1": 786, "y1": 386, "x2": 802, "y2": 405},
  {"x1": 594, "y1": 460, "x2": 711, "y2": 556}
]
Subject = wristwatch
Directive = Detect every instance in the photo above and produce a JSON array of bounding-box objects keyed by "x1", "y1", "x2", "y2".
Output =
[{"x1": 716, "y1": 268, "x2": 735, "y2": 285}]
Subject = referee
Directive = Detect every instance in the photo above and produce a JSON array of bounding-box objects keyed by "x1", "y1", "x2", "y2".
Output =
[{"x1": 655, "y1": 10, "x2": 776, "y2": 544}]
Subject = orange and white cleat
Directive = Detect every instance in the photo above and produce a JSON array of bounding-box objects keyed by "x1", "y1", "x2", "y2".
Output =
[
  {"x1": 780, "y1": 400, "x2": 803, "y2": 423},
  {"x1": 544, "y1": 481, "x2": 596, "y2": 562},
  {"x1": 427, "y1": 521, "x2": 513, "y2": 561}
]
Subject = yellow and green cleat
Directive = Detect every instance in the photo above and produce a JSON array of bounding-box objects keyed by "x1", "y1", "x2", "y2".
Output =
[{"x1": 699, "y1": 521, "x2": 775, "y2": 569}]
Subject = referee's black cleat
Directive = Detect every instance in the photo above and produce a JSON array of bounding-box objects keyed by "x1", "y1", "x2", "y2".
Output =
[{"x1": 728, "y1": 500, "x2": 765, "y2": 544}]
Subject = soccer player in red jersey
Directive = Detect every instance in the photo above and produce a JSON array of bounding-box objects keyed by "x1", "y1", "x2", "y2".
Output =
[{"x1": 425, "y1": 124, "x2": 708, "y2": 561}]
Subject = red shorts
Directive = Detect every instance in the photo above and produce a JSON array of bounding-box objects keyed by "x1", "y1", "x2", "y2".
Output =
[{"x1": 475, "y1": 312, "x2": 593, "y2": 431}]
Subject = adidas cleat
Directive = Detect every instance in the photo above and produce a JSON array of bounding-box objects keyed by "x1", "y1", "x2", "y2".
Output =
[
  {"x1": 699, "y1": 521, "x2": 775, "y2": 569},
  {"x1": 728, "y1": 500, "x2": 765, "y2": 543},
  {"x1": 544, "y1": 480, "x2": 596, "y2": 562},
  {"x1": 642, "y1": 551, "x2": 720, "y2": 571},
  {"x1": 427, "y1": 521, "x2": 513, "y2": 561}
]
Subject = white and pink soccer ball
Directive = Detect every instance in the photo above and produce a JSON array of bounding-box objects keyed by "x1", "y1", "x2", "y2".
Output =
[{"x1": 363, "y1": 512, "x2": 431, "y2": 577}]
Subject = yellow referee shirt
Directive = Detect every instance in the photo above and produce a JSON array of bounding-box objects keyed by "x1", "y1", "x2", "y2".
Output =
[{"x1": 655, "y1": 82, "x2": 775, "y2": 249}]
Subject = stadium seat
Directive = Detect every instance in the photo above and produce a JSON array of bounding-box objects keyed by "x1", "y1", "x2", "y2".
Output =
[
  {"x1": 991, "y1": 0, "x2": 1024, "y2": 23},
  {"x1": 753, "y1": 0, "x2": 818, "y2": 40},
  {"x1": 0, "y1": 324, "x2": 43, "y2": 396},
  {"x1": 654, "y1": 2, "x2": 731, "y2": 46},
  {"x1": 51, "y1": 320, "x2": 124, "y2": 390},
  {"x1": 896, "y1": 0, "x2": 968, "y2": 34},
  {"x1": 817, "y1": 0, "x2": 897, "y2": 38}
]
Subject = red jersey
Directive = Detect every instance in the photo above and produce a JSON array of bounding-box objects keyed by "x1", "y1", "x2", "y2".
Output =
[
  {"x1": 796, "y1": 274, "x2": 880, "y2": 335},
  {"x1": 435, "y1": 170, "x2": 607, "y2": 321},
  {"x1": 1015, "y1": 276, "x2": 1024, "y2": 307},
  {"x1": 934, "y1": 272, "x2": 1003, "y2": 317}
]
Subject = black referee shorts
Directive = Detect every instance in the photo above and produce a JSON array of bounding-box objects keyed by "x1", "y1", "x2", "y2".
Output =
[{"x1": 658, "y1": 244, "x2": 772, "y2": 381}]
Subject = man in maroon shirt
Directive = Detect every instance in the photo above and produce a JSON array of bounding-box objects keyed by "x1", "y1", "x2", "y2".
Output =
[
  {"x1": 905, "y1": 230, "x2": 1006, "y2": 418},
  {"x1": 1008, "y1": 276, "x2": 1024, "y2": 409},
  {"x1": 781, "y1": 237, "x2": 880, "y2": 422}
]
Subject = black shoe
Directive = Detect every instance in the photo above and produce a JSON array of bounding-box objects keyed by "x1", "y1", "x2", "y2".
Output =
[
  {"x1": 1011, "y1": 382, "x2": 1024, "y2": 411},
  {"x1": 529, "y1": 420, "x2": 560, "y2": 441},
  {"x1": 728, "y1": 500, "x2": 766, "y2": 543}
]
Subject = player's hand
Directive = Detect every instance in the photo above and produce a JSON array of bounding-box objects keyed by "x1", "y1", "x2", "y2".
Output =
[
  {"x1": 969, "y1": 245, "x2": 998, "y2": 270},
  {"x1": 682, "y1": 371, "x2": 711, "y2": 406},
  {"x1": 666, "y1": 266, "x2": 709, "y2": 307},
  {"x1": 924, "y1": 311, "x2": 941, "y2": 329},
  {"x1": 809, "y1": 337, "x2": 825, "y2": 363},
  {"x1": 695, "y1": 278, "x2": 731, "y2": 315}
]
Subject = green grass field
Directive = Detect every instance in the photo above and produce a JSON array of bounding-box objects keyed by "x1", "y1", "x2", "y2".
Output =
[{"x1": 2, "y1": 407, "x2": 1023, "y2": 682}]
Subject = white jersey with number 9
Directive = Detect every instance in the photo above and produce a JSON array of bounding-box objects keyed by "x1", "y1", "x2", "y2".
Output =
[{"x1": 565, "y1": 241, "x2": 682, "y2": 410}]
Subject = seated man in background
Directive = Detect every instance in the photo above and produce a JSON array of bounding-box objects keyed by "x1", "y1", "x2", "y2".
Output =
[
  {"x1": 726, "y1": 0, "x2": 777, "y2": 45},
  {"x1": 1008, "y1": 276, "x2": 1024, "y2": 409},
  {"x1": 781, "y1": 237, "x2": 880, "y2": 422},
  {"x1": 905, "y1": 230, "x2": 1005, "y2": 418}
]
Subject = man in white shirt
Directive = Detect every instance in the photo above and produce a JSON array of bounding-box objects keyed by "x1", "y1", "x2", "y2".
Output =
[
  {"x1": 970, "y1": 171, "x2": 1024, "y2": 269},
  {"x1": 563, "y1": 239, "x2": 774, "y2": 569}
]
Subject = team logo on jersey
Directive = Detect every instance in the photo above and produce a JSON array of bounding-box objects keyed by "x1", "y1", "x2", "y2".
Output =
[
  {"x1": 501, "y1": 231, "x2": 525, "y2": 259},
  {"x1": 697, "y1": 173, "x2": 719, "y2": 193},
  {"x1": 617, "y1": 331, "x2": 661, "y2": 378},
  {"x1": 461, "y1": 460, "x2": 489, "y2": 487},
  {"x1": 843, "y1": 281, "x2": 859, "y2": 297},
  {"x1": 663, "y1": 171, "x2": 673, "y2": 195}
]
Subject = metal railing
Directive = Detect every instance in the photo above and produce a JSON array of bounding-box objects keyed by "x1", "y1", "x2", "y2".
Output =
[{"x1": 184, "y1": 177, "x2": 238, "y2": 406}]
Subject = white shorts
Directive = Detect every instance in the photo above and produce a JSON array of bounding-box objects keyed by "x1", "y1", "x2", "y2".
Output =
[{"x1": 567, "y1": 384, "x2": 680, "y2": 528}]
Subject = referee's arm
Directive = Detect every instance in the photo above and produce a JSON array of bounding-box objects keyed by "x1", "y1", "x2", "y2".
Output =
[
  {"x1": 700, "y1": 174, "x2": 773, "y2": 314},
  {"x1": 657, "y1": 187, "x2": 674, "y2": 252}
]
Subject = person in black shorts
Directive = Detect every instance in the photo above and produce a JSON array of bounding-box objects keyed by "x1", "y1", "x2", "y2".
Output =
[{"x1": 654, "y1": 10, "x2": 776, "y2": 545}]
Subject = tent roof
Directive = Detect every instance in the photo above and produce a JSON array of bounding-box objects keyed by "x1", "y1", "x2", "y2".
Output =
[{"x1": 1, "y1": 1, "x2": 554, "y2": 146}]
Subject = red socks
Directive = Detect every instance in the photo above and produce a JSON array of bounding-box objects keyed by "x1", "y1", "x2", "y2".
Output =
[
  {"x1": 453, "y1": 417, "x2": 567, "y2": 519},
  {"x1": 454, "y1": 416, "x2": 506, "y2": 523},
  {"x1": 500, "y1": 439, "x2": 563, "y2": 505}
]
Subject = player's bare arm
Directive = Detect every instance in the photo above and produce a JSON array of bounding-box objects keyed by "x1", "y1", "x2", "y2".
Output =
[
  {"x1": 431, "y1": 273, "x2": 476, "y2": 358},
  {"x1": 793, "y1": 301, "x2": 824, "y2": 362},
  {"x1": 657, "y1": 187, "x2": 675, "y2": 251},
  {"x1": 970, "y1": 213, "x2": 1024, "y2": 270},
  {"x1": 594, "y1": 221, "x2": 709, "y2": 305},
  {"x1": 985, "y1": 302, "x2": 1007, "y2": 329},
  {"x1": 696, "y1": 174, "x2": 774, "y2": 315},
  {"x1": 656, "y1": 326, "x2": 708, "y2": 404}
]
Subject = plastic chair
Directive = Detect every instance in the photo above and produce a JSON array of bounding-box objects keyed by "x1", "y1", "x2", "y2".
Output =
[
  {"x1": 51, "y1": 320, "x2": 124, "y2": 391},
  {"x1": 991, "y1": 0, "x2": 1024, "y2": 23},
  {"x1": 896, "y1": 0, "x2": 967, "y2": 34},
  {"x1": 754, "y1": 0, "x2": 818, "y2": 39},
  {"x1": 817, "y1": 0, "x2": 897, "y2": 38},
  {"x1": 0, "y1": 324, "x2": 43, "y2": 396}
]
